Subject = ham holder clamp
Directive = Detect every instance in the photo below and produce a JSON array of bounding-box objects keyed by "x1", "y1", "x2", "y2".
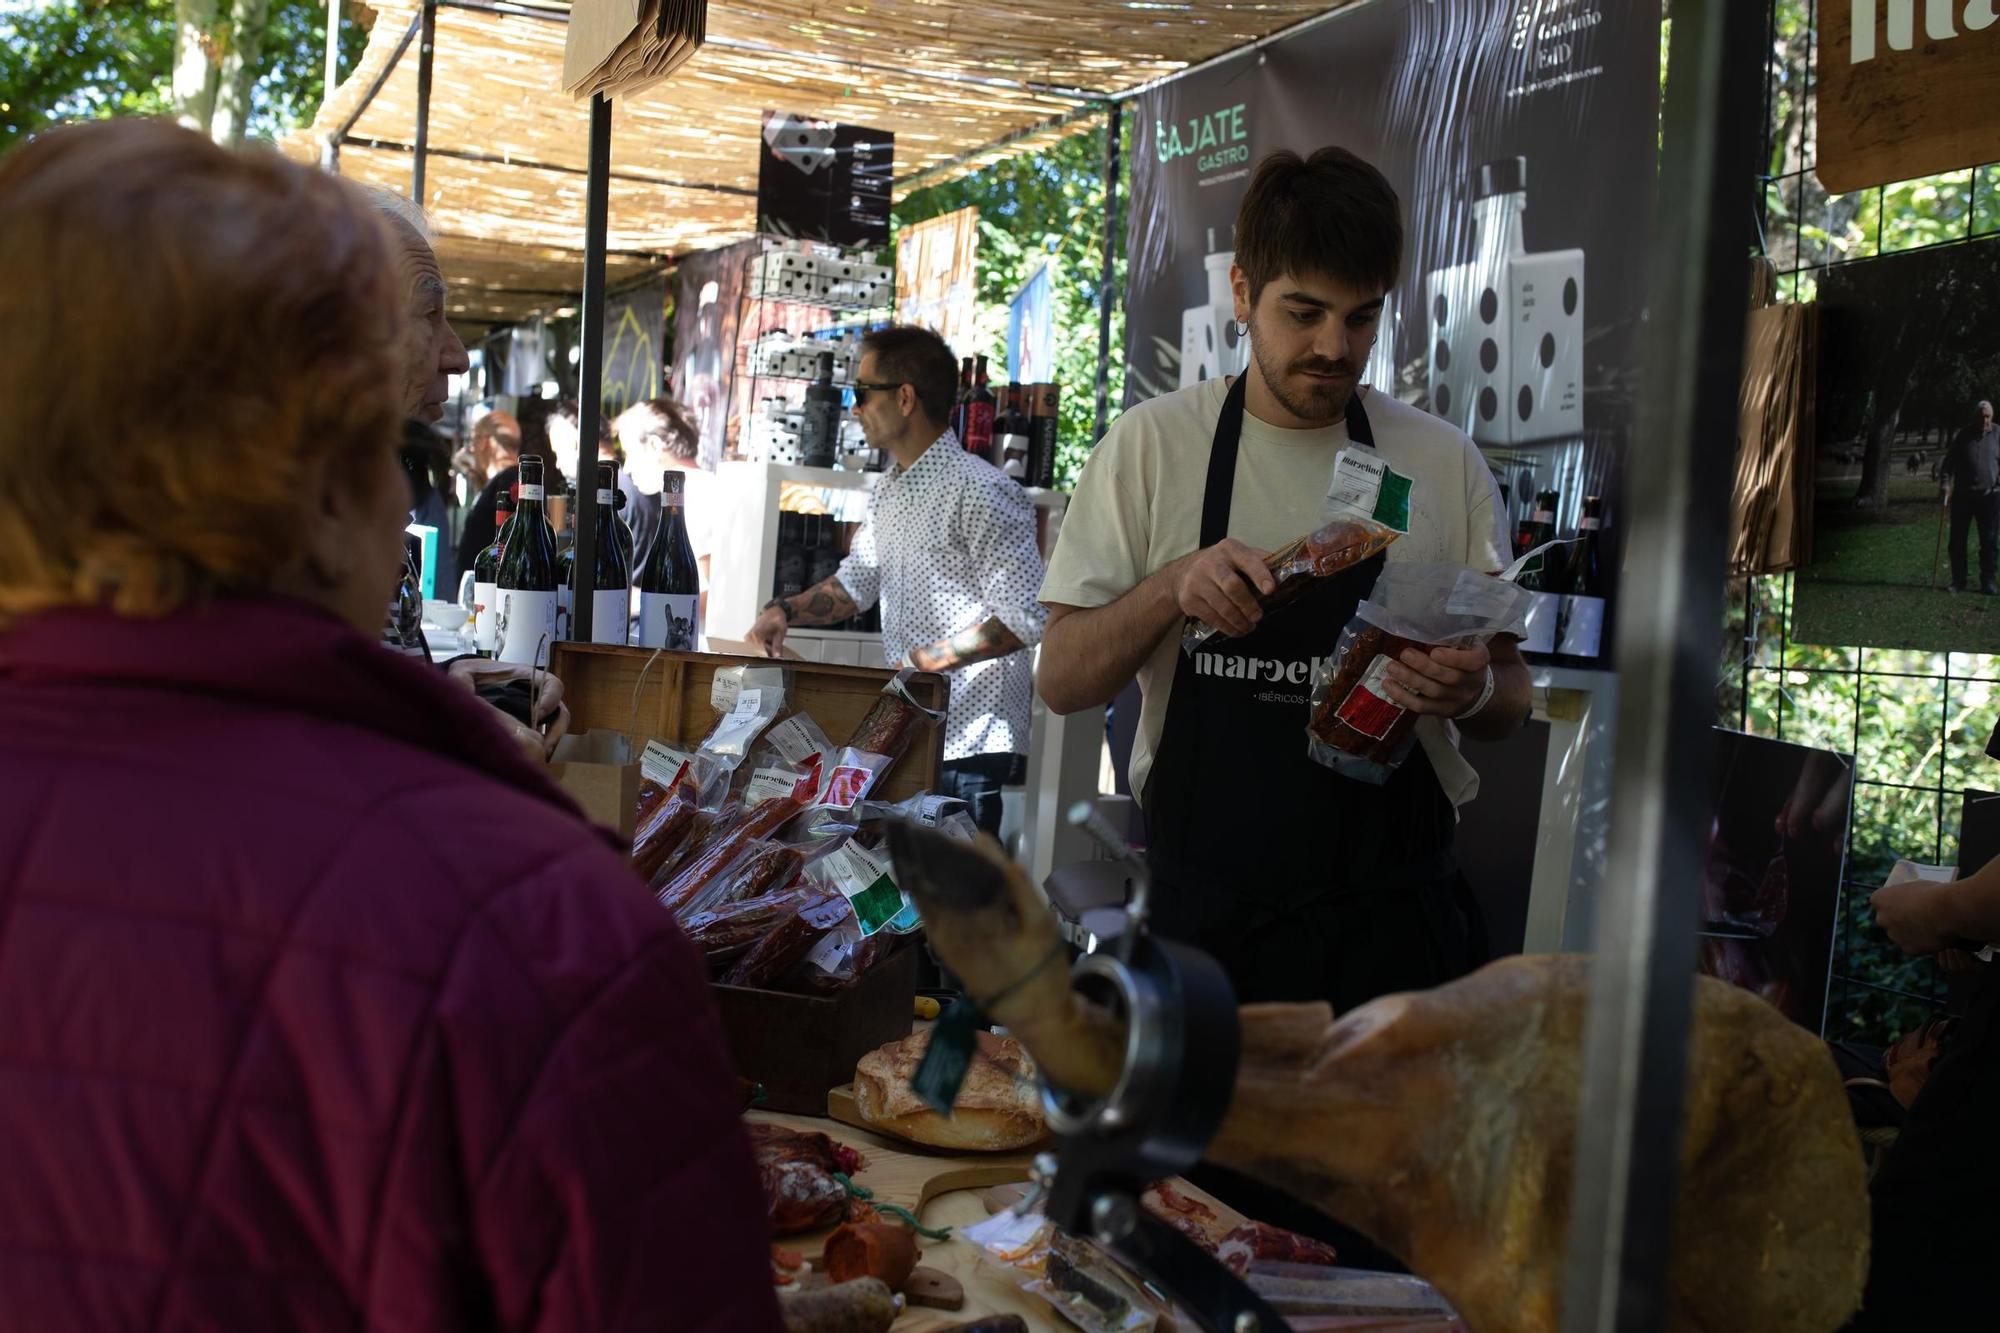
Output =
[{"x1": 893, "y1": 806, "x2": 1289, "y2": 1333}]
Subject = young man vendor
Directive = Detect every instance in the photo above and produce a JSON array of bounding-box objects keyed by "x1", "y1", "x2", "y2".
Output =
[{"x1": 1038, "y1": 147, "x2": 1529, "y2": 1015}]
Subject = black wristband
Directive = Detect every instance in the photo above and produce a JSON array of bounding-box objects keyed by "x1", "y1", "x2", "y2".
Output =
[{"x1": 762, "y1": 597, "x2": 796, "y2": 625}]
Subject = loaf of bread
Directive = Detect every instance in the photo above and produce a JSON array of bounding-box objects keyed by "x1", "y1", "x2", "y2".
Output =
[{"x1": 853, "y1": 1028, "x2": 1047, "y2": 1152}]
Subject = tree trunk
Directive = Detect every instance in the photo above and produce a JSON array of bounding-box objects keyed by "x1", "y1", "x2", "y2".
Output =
[
  {"x1": 173, "y1": 0, "x2": 221, "y2": 137},
  {"x1": 210, "y1": 0, "x2": 273, "y2": 148}
]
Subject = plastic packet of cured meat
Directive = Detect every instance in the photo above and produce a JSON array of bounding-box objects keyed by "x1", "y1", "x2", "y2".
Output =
[
  {"x1": 671, "y1": 837, "x2": 805, "y2": 924},
  {"x1": 692, "y1": 664, "x2": 790, "y2": 775},
  {"x1": 841, "y1": 668, "x2": 943, "y2": 774},
  {"x1": 1306, "y1": 563, "x2": 1532, "y2": 785},
  {"x1": 682, "y1": 886, "x2": 814, "y2": 966},
  {"x1": 1182, "y1": 512, "x2": 1403, "y2": 653},
  {"x1": 655, "y1": 793, "x2": 809, "y2": 915},
  {"x1": 780, "y1": 911, "x2": 892, "y2": 993},
  {"x1": 721, "y1": 889, "x2": 852, "y2": 989},
  {"x1": 804, "y1": 836, "x2": 914, "y2": 937},
  {"x1": 733, "y1": 711, "x2": 834, "y2": 808},
  {"x1": 1025, "y1": 1229, "x2": 1167, "y2": 1333}
]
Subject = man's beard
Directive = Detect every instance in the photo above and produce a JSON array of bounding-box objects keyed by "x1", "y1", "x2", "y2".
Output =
[{"x1": 1249, "y1": 318, "x2": 1359, "y2": 425}]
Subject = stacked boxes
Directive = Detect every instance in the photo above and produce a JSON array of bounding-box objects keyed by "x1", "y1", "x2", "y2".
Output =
[{"x1": 750, "y1": 249, "x2": 893, "y2": 309}]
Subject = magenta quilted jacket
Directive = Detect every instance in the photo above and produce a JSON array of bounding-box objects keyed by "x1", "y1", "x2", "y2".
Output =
[{"x1": 0, "y1": 597, "x2": 782, "y2": 1332}]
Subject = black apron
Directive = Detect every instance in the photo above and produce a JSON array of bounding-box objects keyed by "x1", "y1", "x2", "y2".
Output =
[{"x1": 1141, "y1": 374, "x2": 1486, "y2": 1015}]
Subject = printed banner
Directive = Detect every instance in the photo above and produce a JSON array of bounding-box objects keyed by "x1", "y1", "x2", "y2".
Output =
[
  {"x1": 895, "y1": 207, "x2": 981, "y2": 361},
  {"x1": 757, "y1": 111, "x2": 895, "y2": 247},
  {"x1": 1007, "y1": 261, "x2": 1054, "y2": 384},
  {"x1": 601, "y1": 276, "x2": 666, "y2": 420},
  {"x1": 671, "y1": 239, "x2": 756, "y2": 470}
]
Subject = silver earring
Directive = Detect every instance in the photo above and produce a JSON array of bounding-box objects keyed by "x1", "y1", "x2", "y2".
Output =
[{"x1": 1233, "y1": 318, "x2": 1249, "y2": 336}]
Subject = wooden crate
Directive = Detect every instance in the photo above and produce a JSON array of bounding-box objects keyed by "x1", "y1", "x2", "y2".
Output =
[
  {"x1": 713, "y1": 940, "x2": 918, "y2": 1114},
  {"x1": 548, "y1": 644, "x2": 949, "y2": 803}
]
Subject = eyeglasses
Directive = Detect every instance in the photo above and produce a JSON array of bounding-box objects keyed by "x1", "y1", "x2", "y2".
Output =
[{"x1": 851, "y1": 380, "x2": 905, "y2": 403}]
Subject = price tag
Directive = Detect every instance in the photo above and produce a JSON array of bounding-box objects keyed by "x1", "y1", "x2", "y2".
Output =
[{"x1": 732, "y1": 688, "x2": 764, "y2": 717}]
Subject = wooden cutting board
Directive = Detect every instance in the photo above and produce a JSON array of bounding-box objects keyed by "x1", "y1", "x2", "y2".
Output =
[
  {"x1": 824, "y1": 1083, "x2": 1052, "y2": 1156},
  {"x1": 749, "y1": 1108, "x2": 1037, "y2": 1256}
]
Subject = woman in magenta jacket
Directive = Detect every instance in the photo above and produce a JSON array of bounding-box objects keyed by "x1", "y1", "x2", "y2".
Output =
[{"x1": 0, "y1": 120, "x2": 780, "y2": 1332}]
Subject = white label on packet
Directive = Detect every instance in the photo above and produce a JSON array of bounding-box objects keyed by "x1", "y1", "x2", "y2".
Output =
[
  {"x1": 1324, "y1": 448, "x2": 1413, "y2": 532},
  {"x1": 823, "y1": 843, "x2": 900, "y2": 935},
  {"x1": 710, "y1": 667, "x2": 743, "y2": 712},
  {"x1": 801, "y1": 930, "x2": 849, "y2": 973},
  {"x1": 733, "y1": 689, "x2": 764, "y2": 717},
  {"x1": 744, "y1": 766, "x2": 805, "y2": 806},
  {"x1": 640, "y1": 740, "x2": 691, "y2": 786},
  {"x1": 762, "y1": 715, "x2": 825, "y2": 768}
]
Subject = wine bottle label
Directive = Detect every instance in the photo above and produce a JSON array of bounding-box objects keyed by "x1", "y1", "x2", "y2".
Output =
[
  {"x1": 556, "y1": 582, "x2": 574, "y2": 639},
  {"x1": 1520, "y1": 590, "x2": 1562, "y2": 654},
  {"x1": 1558, "y1": 594, "x2": 1606, "y2": 658},
  {"x1": 589, "y1": 588, "x2": 628, "y2": 645},
  {"x1": 473, "y1": 580, "x2": 498, "y2": 652},
  {"x1": 494, "y1": 588, "x2": 559, "y2": 666},
  {"x1": 637, "y1": 592, "x2": 700, "y2": 650},
  {"x1": 596, "y1": 488, "x2": 616, "y2": 505},
  {"x1": 1531, "y1": 508, "x2": 1555, "y2": 523},
  {"x1": 664, "y1": 494, "x2": 685, "y2": 509},
  {"x1": 518, "y1": 484, "x2": 545, "y2": 501},
  {"x1": 1579, "y1": 517, "x2": 1601, "y2": 530}
]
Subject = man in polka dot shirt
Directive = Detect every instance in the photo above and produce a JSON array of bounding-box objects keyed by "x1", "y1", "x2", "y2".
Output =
[{"x1": 746, "y1": 326, "x2": 1047, "y2": 834}]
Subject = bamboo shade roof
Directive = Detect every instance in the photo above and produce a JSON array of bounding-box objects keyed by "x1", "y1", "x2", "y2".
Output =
[{"x1": 288, "y1": 0, "x2": 1343, "y2": 332}]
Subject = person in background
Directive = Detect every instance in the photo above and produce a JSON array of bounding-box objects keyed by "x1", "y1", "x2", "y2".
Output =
[
  {"x1": 455, "y1": 405, "x2": 521, "y2": 496},
  {"x1": 364, "y1": 187, "x2": 567, "y2": 757},
  {"x1": 1941, "y1": 398, "x2": 1999, "y2": 596},
  {"x1": 401, "y1": 417, "x2": 457, "y2": 592},
  {"x1": 744, "y1": 326, "x2": 1046, "y2": 835},
  {"x1": 0, "y1": 119, "x2": 780, "y2": 1332},
  {"x1": 615, "y1": 395, "x2": 713, "y2": 622},
  {"x1": 1858, "y1": 851, "x2": 2000, "y2": 1326},
  {"x1": 455, "y1": 397, "x2": 557, "y2": 582}
]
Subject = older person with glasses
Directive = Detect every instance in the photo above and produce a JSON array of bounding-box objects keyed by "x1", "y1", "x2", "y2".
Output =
[{"x1": 0, "y1": 119, "x2": 779, "y2": 1332}]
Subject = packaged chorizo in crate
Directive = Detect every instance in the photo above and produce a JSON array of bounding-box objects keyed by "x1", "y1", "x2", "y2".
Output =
[{"x1": 1306, "y1": 563, "x2": 1531, "y2": 785}]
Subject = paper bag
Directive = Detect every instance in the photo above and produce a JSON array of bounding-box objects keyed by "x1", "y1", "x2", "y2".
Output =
[{"x1": 549, "y1": 728, "x2": 641, "y2": 839}]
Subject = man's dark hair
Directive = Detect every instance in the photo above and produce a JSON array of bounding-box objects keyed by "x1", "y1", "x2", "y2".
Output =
[
  {"x1": 861, "y1": 325, "x2": 959, "y2": 426},
  {"x1": 1233, "y1": 147, "x2": 1403, "y2": 302}
]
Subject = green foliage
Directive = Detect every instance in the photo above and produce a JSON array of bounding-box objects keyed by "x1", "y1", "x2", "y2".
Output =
[
  {"x1": 0, "y1": 0, "x2": 364, "y2": 155},
  {"x1": 894, "y1": 117, "x2": 1127, "y2": 492}
]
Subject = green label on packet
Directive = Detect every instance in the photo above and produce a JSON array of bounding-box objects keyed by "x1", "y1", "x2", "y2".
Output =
[
  {"x1": 847, "y1": 873, "x2": 903, "y2": 937},
  {"x1": 1326, "y1": 449, "x2": 1413, "y2": 533}
]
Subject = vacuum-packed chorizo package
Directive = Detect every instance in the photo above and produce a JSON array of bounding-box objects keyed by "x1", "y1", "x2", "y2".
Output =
[
  {"x1": 1306, "y1": 563, "x2": 1532, "y2": 785},
  {"x1": 1183, "y1": 514, "x2": 1402, "y2": 653}
]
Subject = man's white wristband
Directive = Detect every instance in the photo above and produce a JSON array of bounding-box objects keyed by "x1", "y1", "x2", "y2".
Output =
[{"x1": 1456, "y1": 664, "x2": 1497, "y2": 721}]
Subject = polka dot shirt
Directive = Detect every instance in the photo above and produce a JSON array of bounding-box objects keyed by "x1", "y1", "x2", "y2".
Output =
[{"x1": 836, "y1": 429, "x2": 1047, "y2": 761}]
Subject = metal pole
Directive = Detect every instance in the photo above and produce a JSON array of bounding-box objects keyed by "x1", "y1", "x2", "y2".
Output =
[
  {"x1": 570, "y1": 92, "x2": 612, "y2": 644},
  {"x1": 1558, "y1": 0, "x2": 1766, "y2": 1329},
  {"x1": 412, "y1": 0, "x2": 437, "y2": 203},
  {"x1": 324, "y1": 0, "x2": 340, "y2": 107},
  {"x1": 1094, "y1": 104, "x2": 1122, "y2": 444}
]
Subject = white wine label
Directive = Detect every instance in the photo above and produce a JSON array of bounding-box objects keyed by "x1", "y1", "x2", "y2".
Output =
[
  {"x1": 473, "y1": 579, "x2": 498, "y2": 652},
  {"x1": 588, "y1": 588, "x2": 627, "y2": 645},
  {"x1": 596, "y1": 488, "x2": 616, "y2": 505},
  {"x1": 1558, "y1": 594, "x2": 1606, "y2": 658},
  {"x1": 638, "y1": 592, "x2": 700, "y2": 650},
  {"x1": 663, "y1": 493, "x2": 685, "y2": 509},
  {"x1": 1520, "y1": 590, "x2": 1562, "y2": 654},
  {"x1": 494, "y1": 588, "x2": 559, "y2": 666},
  {"x1": 555, "y1": 583, "x2": 574, "y2": 641},
  {"x1": 518, "y1": 484, "x2": 545, "y2": 501},
  {"x1": 1579, "y1": 517, "x2": 1601, "y2": 531}
]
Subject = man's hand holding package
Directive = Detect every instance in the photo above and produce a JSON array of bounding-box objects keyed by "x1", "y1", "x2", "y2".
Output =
[
  {"x1": 1171, "y1": 538, "x2": 1277, "y2": 639},
  {"x1": 445, "y1": 657, "x2": 570, "y2": 763},
  {"x1": 1380, "y1": 642, "x2": 1493, "y2": 718}
]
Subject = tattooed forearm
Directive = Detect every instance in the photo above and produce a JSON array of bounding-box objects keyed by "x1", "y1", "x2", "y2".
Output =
[
  {"x1": 909, "y1": 617, "x2": 1025, "y2": 672},
  {"x1": 783, "y1": 577, "x2": 859, "y2": 627}
]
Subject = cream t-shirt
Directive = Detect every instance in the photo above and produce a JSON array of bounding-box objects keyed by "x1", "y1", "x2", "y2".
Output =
[{"x1": 1039, "y1": 377, "x2": 1508, "y2": 806}]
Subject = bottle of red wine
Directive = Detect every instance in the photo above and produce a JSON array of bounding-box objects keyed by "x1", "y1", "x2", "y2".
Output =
[
  {"x1": 585, "y1": 460, "x2": 632, "y2": 645},
  {"x1": 494, "y1": 455, "x2": 561, "y2": 665},
  {"x1": 964, "y1": 354, "x2": 997, "y2": 460},
  {"x1": 949, "y1": 356, "x2": 973, "y2": 442},
  {"x1": 1558, "y1": 494, "x2": 1608, "y2": 660},
  {"x1": 636, "y1": 469, "x2": 701, "y2": 650},
  {"x1": 995, "y1": 382, "x2": 1031, "y2": 483},
  {"x1": 554, "y1": 479, "x2": 578, "y2": 638},
  {"x1": 472, "y1": 485, "x2": 517, "y2": 657}
]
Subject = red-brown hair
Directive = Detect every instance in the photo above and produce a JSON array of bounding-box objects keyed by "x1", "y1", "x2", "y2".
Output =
[{"x1": 0, "y1": 118, "x2": 404, "y2": 625}]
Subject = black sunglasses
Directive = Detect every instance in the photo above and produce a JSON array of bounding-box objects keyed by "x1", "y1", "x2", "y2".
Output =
[{"x1": 851, "y1": 380, "x2": 905, "y2": 403}]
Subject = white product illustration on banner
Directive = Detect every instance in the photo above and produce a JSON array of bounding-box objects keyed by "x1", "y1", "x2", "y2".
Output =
[
  {"x1": 1427, "y1": 157, "x2": 1584, "y2": 445},
  {"x1": 1179, "y1": 227, "x2": 1252, "y2": 388},
  {"x1": 764, "y1": 114, "x2": 836, "y2": 175}
]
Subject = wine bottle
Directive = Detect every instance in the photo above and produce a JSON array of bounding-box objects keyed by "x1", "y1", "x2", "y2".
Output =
[
  {"x1": 1519, "y1": 488, "x2": 1563, "y2": 654},
  {"x1": 950, "y1": 356, "x2": 973, "y2": 442},
  {"x1": 1027, "y1": 382, "x2": 1060, "y2": 489},
  {"x1": 1558, "y1": 494, "x2": 1608, "y2": 660},
  {"x1": 800, "y1": 350, "x2": 841, "y2": 469},
  {"x1": 996, "y1": 382, "x2": 1032, "y2": 483},
  {"x1": 964, "y1": 355, "x2": 997, "y2": 461},
  {"x1": 586, "y1": 461, "x2": 632, "y2": 646},
  {"x1": 554, "y1": 479, "x2": 578, "y2": 638},
  {"x1": 472, "y1": 484, "x2": 517, "y2": 657},
  {"x1": 636, "y1": 469, "x2": 701, "y2": 651},
  {"x1": 494, "y1": 456, "x2": 561, "y2": 666}
]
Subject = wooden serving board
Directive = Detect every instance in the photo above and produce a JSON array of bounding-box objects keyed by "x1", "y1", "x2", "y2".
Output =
[
  {"x1": 823, "y1": 1083, "x2": 1050, "y2": 1156},
  {"x1": 749, "y1": 1109, "x2": 1037, "y2": 1257}
]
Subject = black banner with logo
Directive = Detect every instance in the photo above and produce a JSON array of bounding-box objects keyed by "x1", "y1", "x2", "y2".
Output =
[{"x1": 601, "y1": 276, "x2": 667, "y2": 420}]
